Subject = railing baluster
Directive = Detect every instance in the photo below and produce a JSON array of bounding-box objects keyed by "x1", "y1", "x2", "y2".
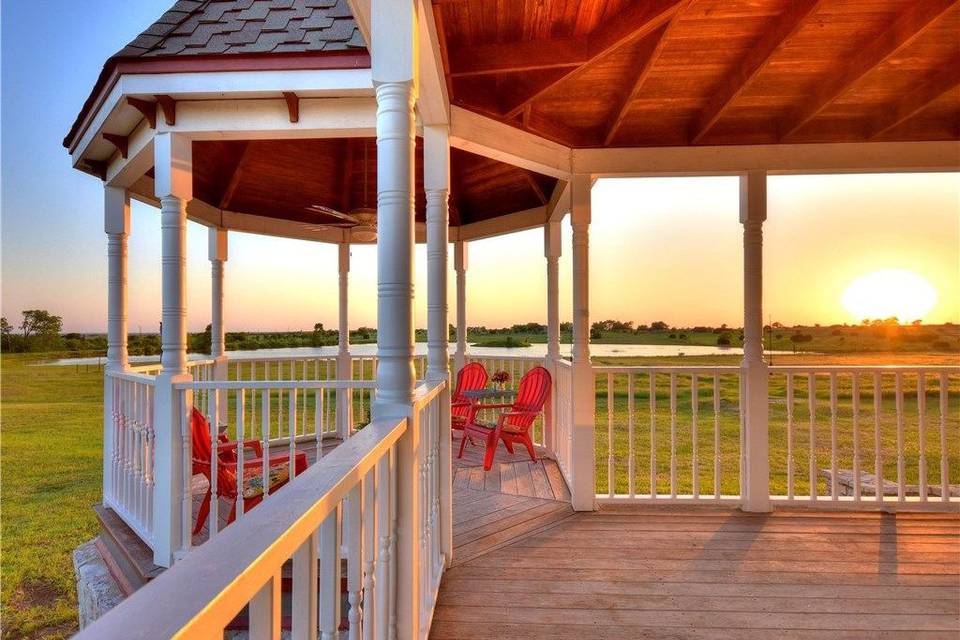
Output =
[
  {"x1": 829, "y1": 373, "x2": 838, "y2": 501},
  {"x1": 346, "y1": 485, "x2": 363, "y2": 640},
  {"x1": 649, "y1": 373, "x2": 657, "y2": 498},
  {"x1": 852, "y1": 374, "x2": 861, "y2": 502},
  {"x1": 249, "y1": 571, "x2": 281, "y2": 640},
  {"x1": 291, "y1": 531, "x2": 319, "y2": 640},
  {"x1": 180, "y1": 392, "x2": 192, "y2": 553},
  {"x1": 808, "y1": 373, "x2": 816, "y2": 501},
  {"x1": 210, "y1": 389, "x2": 220, "y2": 536},
  {"x1": 692, "y1": 373, "x2": 699, "y2": 499},
  {"x1": 374, "y1": 454, "x2": 391, "y2": 640},
  {"x1": 607, "y1": 372, "x2": 614, "y2": 498},
  {"x1": 320, "y1": 506, "x2": 341, "y2": 640},
  {"x1": 940, "y1": 372, "x2": 950, "y2": 502},
  {"x1": 289, "y1": 388, "x2": 298, "y2": 477},
  {"x1": 896, "y1": 372, "x2": 905, "y2": 502},
  {"x1": 261, "y1": 389, "x2": 271, "y2": 498},
  {"x1": 315, "y1": 389, "x2": 323, "y2": 461},
  {"x1": 786, "y1": 373, "x2": 795, "y2": 500},
  {"x1": 713, "y1": 374, "x2": 721, "y2": 500},
  {"x1": 874, "y1": 372, "x2": 883, "y2": 504},
  {"x1": 362, "y1": 468, "x2": 376, "y2": 640},
  {"x1": 670, "y1": 373, "x2": 677, "y2": 499},
  {"x1": 627, "y1": 373, "x2": 635, "y2": 498},
  {"x1": 918, "y1": 373, "x2": 927, "y2": 501},
  {"x1": 236, "y1": 390, "x2": 246, "y2": 522}
]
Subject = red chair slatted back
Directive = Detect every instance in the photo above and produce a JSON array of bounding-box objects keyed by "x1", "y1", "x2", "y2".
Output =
[
  {"x1": 503, "y1": 366, "x2": 552, "y2": 433},
  {"x1": 190, "y1": 407, "x2": 238, "y2": 496},
  {"x1": 452, "y1": 362, "x2": 488, "y2": 419}
]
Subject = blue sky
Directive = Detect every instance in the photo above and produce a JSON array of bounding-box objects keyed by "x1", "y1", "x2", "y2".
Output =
[{"x1": 2, "y1": 1, "x2": 958, "y2": 333}]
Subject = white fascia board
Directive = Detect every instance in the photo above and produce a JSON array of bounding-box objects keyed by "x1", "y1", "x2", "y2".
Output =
[
  {"x1": 456, "y1": 207, "x2": 548, "y2": 242},
  {"x1": 573, "y1": 141, "x2": 960, "y2": 176},
  {"x1": 72, "y1": 68, "x2": 373, "y2": 165}
]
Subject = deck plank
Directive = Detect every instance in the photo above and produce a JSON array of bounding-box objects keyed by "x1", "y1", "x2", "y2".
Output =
[{"x1": 435, "y1": 440, "x2": 960, "y2": 639}]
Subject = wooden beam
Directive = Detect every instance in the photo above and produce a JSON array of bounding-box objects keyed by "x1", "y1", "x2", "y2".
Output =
[
  {"x1": 339, "y1": 138, "x2": 355, "y2": 212},
  {"x1": 546, "y1": 180, "x2": 570, "y2": 222},
  {"x1": 283, "y1": 92, "x2": 300, "y2": 123},
  {"x1": 603, "y1": 22, "x2": 674, "y2": 146},
  {"x1": 126, "y1": 97, "x2": 157, "y2": 129},
  {"x1": 219, "y1": 141, "x2": 251, "y2": 210},
  {"x1": 449, "y1": 38, "x2": 588, "y2": 77},
  {"x1": 501, "y1": 0, "x2": 683, "y2": 119},
  {"x1": 691, "y1": 0, "x2": 824, "y2": 144},
  {"x1": 102, "y1": 133, "x2": 129, "y2": 159},
  {"x1": 154, "y1": 94, "x2": 176, "y2": 126},
  {"x1": 870, "y1": 59, "x2": 960, "y2": 139},
  {"x1": 523, "y1": 106, "x2": 597, "y2": 147},
  {"x1": 780, "y1": 0, "x2": 957, "y2": 140}
]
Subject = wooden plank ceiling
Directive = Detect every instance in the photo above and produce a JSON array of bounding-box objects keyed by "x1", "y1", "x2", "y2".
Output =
[
  {"x1": 435, "y1": 0, "x2": 960, "y2": 147},
  {"x1": 191, "y1": 139, "x2": 557, "y2": 228}
]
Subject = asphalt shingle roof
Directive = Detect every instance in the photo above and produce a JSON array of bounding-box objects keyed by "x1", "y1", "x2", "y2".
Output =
[
  {"x1": 64, "y1": 0, "x2": 367, "y2": 148},
  {"x1": 116, "y1": 0, "x2": 365, "y2": 58}
]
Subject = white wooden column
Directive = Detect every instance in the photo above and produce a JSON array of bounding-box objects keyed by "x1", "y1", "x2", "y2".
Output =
[
  {"x1": 209, "y1": 227, "x2": 227, "y2": 374},
  {"x1": 337, "y1": 242, "x2": 353, "y2": 437},
  {"x1": 105, "y1": 187, "x2": 131, "y2": 371},
  {"x1": 372, "y1": 0, "x2": 420, "y2": 637},
  {"x1": 569, "y1": 175, "x2": 595, "y2": 511},
  {"x1": 152, "y1": 131, "x2": 193, "y2": 567},
  {"x1": 543, "y1": 220, "x2": 562, "y2": 454},
  {"x1": 103, "y1": 186, "x2": 130, "y2": 511},
  {"x1": 453, "y1": 241, "x2": 468, "y2": 373},
  {"x1": 740, "y1": 170, "x2": 771, "y2": 512},
  {"x1": 424, "y1": 125, "x2": 450, "y2": 382},
  {"x1": 424, "y1": 123, "x2": 453, "y2": 564}
]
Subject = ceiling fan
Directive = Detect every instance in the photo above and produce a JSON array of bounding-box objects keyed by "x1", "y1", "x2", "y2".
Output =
[{"x1": 306, "y1": 142, "x2": 378, "y2": 242}]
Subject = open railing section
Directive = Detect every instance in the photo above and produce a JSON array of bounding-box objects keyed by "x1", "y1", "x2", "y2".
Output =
[
  {"x1": 104, "y1": 369, "x2": 158, "y2": 547},
  {"x1": 593, "y1": 366, "x2": 744, "y2": 503},
  {"x1": 174, "y1": 378, "x2": 375, "y2": 548},
  {"x1": 80, "y1": 378, "x2": 451, "y2": 640},
  {"x1": 553, "y1": 359, "x2": 574, "y2": 484},
  {"x1": 767, "y1": 365, "x2": 959, "y2": 507},
  {"x1": 78, "y1": 417, "x2": 407, "y2": 639},
  {"x1": 466, "y1": 354, "x2": 548, "y2": 446}
]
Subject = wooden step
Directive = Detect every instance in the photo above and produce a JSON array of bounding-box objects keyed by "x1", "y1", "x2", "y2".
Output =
[{"x1": 94, "y1": 504, "x2": 163, "y2": 596}]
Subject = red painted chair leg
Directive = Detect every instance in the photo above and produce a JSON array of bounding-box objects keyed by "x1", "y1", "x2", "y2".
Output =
[
  {"x1": 482, "y1": 432, "x2": 498, "y2": 471},
  {"x1": 458, "y1": 431, "x2": 469, "y2": 459},
  {"x1": 502, "y1": 439, "x2": 515, "y2": 454},
  {"x1": 521, "y1": 434, "x2": 537, "y2": 462},
  {"x1": 193, "y1": 490, "x2": 211, "y2": 536}
]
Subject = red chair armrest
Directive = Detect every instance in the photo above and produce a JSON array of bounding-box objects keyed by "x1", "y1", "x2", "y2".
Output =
[{"x1": 218, "y1": 439, "x2": 263, "y2": 458}]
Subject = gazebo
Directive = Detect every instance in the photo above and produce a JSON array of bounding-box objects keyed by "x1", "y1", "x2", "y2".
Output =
[{"x1": 65, "y1": 1, "x2": 959, "y2": 638}]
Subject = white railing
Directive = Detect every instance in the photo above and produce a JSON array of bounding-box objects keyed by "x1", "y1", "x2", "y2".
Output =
[
  {"x1": 104, "y1": 370, "x2": 157, "y2": 546},
  {"x1": 466, "y1": 354, "x2": 548, "y2": 445},
  {"x1": 411, "y1": 379, "x2": 450, "y2": 631},
  {"x1": 78, "y1": 416, "x2": 408, "y2": 639},
  {"x1": 553, "y1": 359, "x2": 574, "y2": 484},
  {"x1": 592, "y1": 366, "x2": 743, "y2": 503},
  {"x1": 768, "y1": 365, "x2": 959, "y2": 508},
  {"x1": 174, "y1": 378, "x2": 376, "y2": 548}
]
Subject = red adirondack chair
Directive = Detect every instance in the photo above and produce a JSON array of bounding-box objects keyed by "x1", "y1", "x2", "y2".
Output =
[
  {"x1": 451, "y1": 362, "x2": 489, "y2": 433},
  {"x1": 190, "y1": 407, "x2": 307, "y2": 535},
  {"x1": 459, "y1": 366, "x2": 551, "y2": 471}
]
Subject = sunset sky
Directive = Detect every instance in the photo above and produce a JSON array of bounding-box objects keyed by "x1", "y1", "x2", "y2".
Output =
[{"x1": 2, "y1": 1, "x2": 958, "y2": 334}]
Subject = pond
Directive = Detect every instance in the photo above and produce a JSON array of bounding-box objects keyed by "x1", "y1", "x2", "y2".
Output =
[{"x1": 45, "y1": 342, "x2": 793, "y2": 366}]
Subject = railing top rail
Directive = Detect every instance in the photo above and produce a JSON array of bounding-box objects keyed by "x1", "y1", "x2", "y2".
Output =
[
  {"x1": 174, "y1": 379, "x2": 376, "y2": 391},
  {"x1": 591, "y1": 365, "x2": 742, "y2": 374},
  {"x1": 107, "y1": 370, "x2": 158, "y2": 385},
  {"x1": 413, "y1": 378, "x2": 447, "y2": 409},
  {"x1": 76, "y1": 417, "x2": 407, "y2": 640},
  {"x1": 467, "y1": 353, "x2": 547, "y2": 362},
  {"x1": 768, "y1": 364, "x2": 960, "y2": 373},
  {"x1": 187, "y1": 359, "x2": 216, "y2": 367}
]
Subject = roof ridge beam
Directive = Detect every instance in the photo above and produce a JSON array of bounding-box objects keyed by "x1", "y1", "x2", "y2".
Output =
[
  {"x1": 780, "y1": 0, "x2": 957, "y2": 140},
  {"x1": 691, "y1": 0, "x2": 824, "y2": 144}
]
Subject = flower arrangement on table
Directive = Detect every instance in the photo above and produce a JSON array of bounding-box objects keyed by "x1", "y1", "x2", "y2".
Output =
[{"x1": 491, "y1": 370, "x2": 511, "y2": 389}]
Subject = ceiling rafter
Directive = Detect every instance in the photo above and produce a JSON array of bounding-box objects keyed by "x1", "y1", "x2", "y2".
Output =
[
  {"x1": 602, "y1": 14, "x2": 679, "y2": 147},
  {"x1": 339, "y1": 138, "x2": 355, "y2": 212},
  {"x1": 500, "y1": 0, "x2": 684, "y2": 119},
  {"x1": 523, "y1": 170, "x2": 548, "y2": 205},
  {"x1": 219, "y1": 141, "x2": 252, "y2": 210},
  {"x1": 869, "y1": 58, "x2": 960, "y2": 139},
  {"x1": 690, "y1": 0, "x2": 824, "y2": 144},
  {"x1": 780, "y1": 0, "x2": 958, "y2": 140},
  {"x1": 449, "y1": 38, "x2": 588, "y2": 77}
]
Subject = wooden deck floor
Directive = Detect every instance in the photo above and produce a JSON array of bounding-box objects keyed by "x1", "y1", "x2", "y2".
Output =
[{"x1": 434, "y1": 443, "x2": 960, "y2": 639}]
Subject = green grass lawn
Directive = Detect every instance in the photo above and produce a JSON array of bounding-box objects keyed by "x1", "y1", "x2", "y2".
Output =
[
  {"x1": 1, "y1": 354, "x2": 103, "y2": 640},
  {"x1": 1, "y1": 350, "x2": 956, "y2": 638}
]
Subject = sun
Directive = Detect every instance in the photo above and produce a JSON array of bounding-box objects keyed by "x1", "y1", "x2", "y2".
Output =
[{"x1": 841, "y1": 269, "x2": 937, "y2": 323}]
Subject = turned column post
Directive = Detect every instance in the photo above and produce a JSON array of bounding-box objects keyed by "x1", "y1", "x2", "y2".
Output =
[
  {"x1": 337, "y1": 242, "x2": 353, "y2": 437},
  {"x1": 544, "y1": 220, "x2": 562, "y2": 454},
  {"x1": 453, "y1": 241, "x2": 468, "y2": 373},
  {"x1": 740, "y1": 170, "x2": 771, "y2": 513},
  {"x1": 570, "y1": 175, "x2": 595, "y2": 511}
]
